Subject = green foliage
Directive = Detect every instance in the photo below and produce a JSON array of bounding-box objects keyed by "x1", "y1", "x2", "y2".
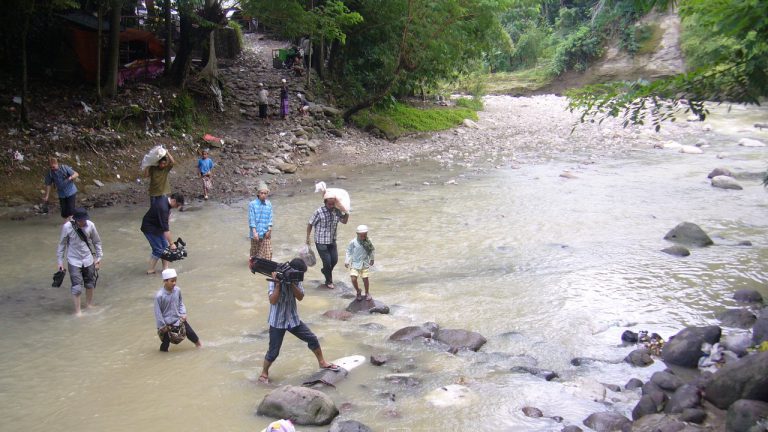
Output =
[
  {"x1": 242, "y1": 0, "x2": 362, "y2": 43},
  {"x1": 456, "y1": 97, "x2": 484, "y2": 111},
  {"x1": 351, "y1": 101, "x2": 478, "y2": 140},
  {"x1": 228, "y1": 19, "x2": 244, "y2": 49},
  {"x1": 568, "y1": 0, "x2": 768, "y2": 129},
  {"x1": 550, "y1": 25, "x2": 603, "y2": 75},
  {"x1": 170, "y1": 93, "x2": 202, "y2": 132}
]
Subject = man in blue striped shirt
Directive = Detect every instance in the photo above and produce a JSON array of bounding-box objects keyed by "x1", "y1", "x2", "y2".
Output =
[
  {"x1": 248, "y1": 183, "x2": 273, "y2": 259},
  {"x1": 258, "y1": 258, "x2": 339, "y2": 383}
]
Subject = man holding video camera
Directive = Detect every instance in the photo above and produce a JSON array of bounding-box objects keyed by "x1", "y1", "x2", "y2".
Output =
[{"x1": 257, "y1": 258, "x2": 340, "y2": 384}]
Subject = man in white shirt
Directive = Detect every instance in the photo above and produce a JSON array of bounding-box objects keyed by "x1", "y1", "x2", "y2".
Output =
[{"x1": 56, "y1": 208, "x2": 103, "y2": 316}]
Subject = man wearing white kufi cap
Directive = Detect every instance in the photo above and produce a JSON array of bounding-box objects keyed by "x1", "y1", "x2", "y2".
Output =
[{"x1": 154, "y1": 268, "x2": 202, "y2": 352}]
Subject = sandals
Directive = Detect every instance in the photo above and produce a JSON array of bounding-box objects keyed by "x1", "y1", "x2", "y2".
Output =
[
  {"x1": 325, "y1": 283, "x2": 335, "y2": 289},
  {"x1": 355, "y1": 292, "x2": 363, "y2": 301},
  {"x1": 258, "y1": 374, "x2": 269, "y2": 384},
  {"x1": 365, "y1": 294, "x2": 372, "y2": 301},
  {"x1": 321, "y1": 363, "x2": 341, "y2": 371}
]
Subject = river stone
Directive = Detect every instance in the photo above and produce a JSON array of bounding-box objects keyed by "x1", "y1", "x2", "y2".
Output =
[
  {"x1": 256, "y1": 385, "x2": 338, "y2": 426},
  {"x1": 522, "y1": 406, "x2": 544, "y2": 417},
  {"x1": 582, "y1": 412, "x2": 631, "y2": 431},
  {"x1": 726, "y1": 399, "x2": 768, "y2": 432},
  {"x1": 734, "y1": 290, "x2": 764, "y2": 304},
  {"x1": 625, "y1": 349, "x2": 654, "y2": 367},
  {"x1": 370, "y1": 354, "x2": 389, "y2": 366},
  {"x1": 738, "y1": 138, "x2": 766, "y2": 147},
  {"x1": 680, "y1": 407, "x2": 707, "y2": 424},
  {"x1": 722, "y1": 333, "x2": 753, "y2": 357},
  {"x1": 322, "y1": 309, "x2": 353, "y2": 321},
  {"x1": 665, "y1": 384, "x2": 702, "y2": 413},
  {"x1": 389, "y1": 325, "x2": 435, "y2": 342},
  {"x1": 711, "y1": 175, "x2": 743, "y2": 190},
  {"x1": 329, "y1": 420, "x2": 372, "y2": 432},
  {"x1": 277, "y1": 162, "x2": 297, "y2": 174},
  {"x1": 753, "y1": 318, "x2": 768, "y2": 345},
  {"x1": 633, "y1": 394, "x2": 661, "y2": 420},
  {"x1": 651, "y1": 371, "x2": 684, "y2": 391},
  {"x1": 708, "y1": 167, "x2": 733, "y2": 178},
  {"x1": 509, "y1": 366, "x2": 558, "y2": 381},
  {"x1": 680, "y1": 145, "x2": 703, "y2": 154},
  {"x1": 661, "y1": 245, "x2": 690, "y2": 257},
  {"x1": 717, "y1": 309, "x2": 757, "y2": 329},
  {"x1": 346, "y1": 299, "x2": 389, "y2": 314},
  {"x1": 433, "y1": 328, "x2": 487, "y2": 352},
  {"x1": 631, "y1": 413, "x2": 700, "y2": 432},
  {"x1": 561, "y1": 427, "x2": 583, "y2": 432},
  {"x1": 622, "y1": 330, "x2": 639, "y2": 343},
  {"x1": 626, "y1": 378, "x2": 644, "y2": 390},
  {"x1": 704, "y1": 351, "x2": 768, "y2": 409},
  {"x1": 462, "y1": 118, "x2": 479, "y2": 129},
  {"x1": 662, "y1": 326, "x2": 721, "y2": 368},
  {"x1": 663, "y1": 222, "x2": 714, "y2": 247},
  {"x1": 302, "y1": 367, "x2": 349, "y2": 388}
]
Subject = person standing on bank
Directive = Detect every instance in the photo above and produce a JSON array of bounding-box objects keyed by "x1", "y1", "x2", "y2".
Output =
[
  {"x1": 143, "y1": 150, "x2": 175, "y2": 204},
  {"x1": 257, "y1": 83, "x2": 270, "y2": 124},
  {"x1": 154, "y1": 268, "x2": 202, "y2": 352},
  {"x1": 140, "y1": 192, "x2": 185, "y2": 274},
  {"x1": 258, "y1": 258, "x2": 340, "y2": 384},
  {"x1": 44, "y1": 156, "x2": 79, "y2": 220},
  {"x1": 279, "y1": 79, "x2": 289, "y2": 120},
  {"x1": 306, "y1": 196, "x2": 349, "y2": 289},
  {"x1": 56, "y1": 208, "x2": 103, "y2": 316},
  {"x1": 197, "y1": 149, "x2": 214, "y2": 200},
  {"x1": 248, "y1": 182, "x2": 273, "y2": 260}
]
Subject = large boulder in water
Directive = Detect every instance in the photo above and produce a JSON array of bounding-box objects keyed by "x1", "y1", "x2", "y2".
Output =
[
  {"x1": 582, "y1": 412, "x2": 631, "y2": 431},
  {"x1": 733, "y1": 289, "x2": 764, "y2": 304},
  {"x1": 753, "y1": 317, "x2": 768, "y2": 345},
  {"x1": 389, "y1": 323, "x2": 438, "y2": 342},
  {"x1": 256, "y1": 385, "x2": 338, "y2": 425},
  {"x1": 711, "y1": 175, "x2": 743, "y2": 190},
  {"x1": 662, "y1": 326, "x2": 721, "y2": 368},
  {"x1": 704, "y1": 351, "x2": 768, "y2": 409},
  {"x1": 717, "y1": 309, "x2": 757, "y2": 329},
  {"x1": 663, "y1": 222, "x2": 714, "y2": 247},
  {"x1": 329, "y1": 420, "x2": 373, "y2": 432},
  {"x1": 726, "y1": 399, "x2": 768, "y2": 432},
  {"x1": 433, "y1": 328, "x2": 487, "y2": 352},
  {"x1": 346, "y1": 298, "x2": 389, "y2": 314}
]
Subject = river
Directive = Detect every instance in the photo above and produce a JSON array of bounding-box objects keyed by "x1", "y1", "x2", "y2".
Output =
[{"x1": 1, "y1": 97, "x2": 767, "y2": 431}]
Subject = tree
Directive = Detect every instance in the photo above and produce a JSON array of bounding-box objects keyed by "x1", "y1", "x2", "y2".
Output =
[
  {"x1": 332, "y1": 0, "x2": 512, "y2": 121},
  {"x1": 566, "y1": 0, "x2": 768, "y2": 130},
  {"x1": 1, "y1": 0, "x2": 78, "y2": 125},
  {"x1": 103, "y1": 0, "x2": 123, "y2": 98}
]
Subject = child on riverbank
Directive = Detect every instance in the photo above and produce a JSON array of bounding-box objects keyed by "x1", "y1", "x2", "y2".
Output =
[
  {"x1": 154, "y1": 268, "x2": 202, "y2": 352},
  {"x1": 345, "y1": 225, "x2": 375, "y2": 301},
  {"x1": 197, "y1": 149, "x2": 214, "y2": 200}
]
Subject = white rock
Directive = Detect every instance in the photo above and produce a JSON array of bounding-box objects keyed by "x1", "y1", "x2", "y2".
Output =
[
  {"x1": 680, "y1": 145, "x2": 703, "y2": 154},
  {"x1": 711, "y1": 175, "x2": 743, "y2": 190},
  {"x1": 717, "y1": 152, "x2": 730, "y2": 159},
  {"x1": 93, "y1": 179, "x2": 104, "y2": 187},
  {"x1": 462, "y1": 118, "x2": 479, "y2": 129},
  {"x1": 738, "y1": 138, "x2": 766, "y2": 147},
  {"x1": 662, "y1": 141, "x2": 683, "y2": 150}
]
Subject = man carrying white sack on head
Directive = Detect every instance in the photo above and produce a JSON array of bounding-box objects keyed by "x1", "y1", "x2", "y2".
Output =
[{"x1": 306, "y1": 182, "x2": 349, "y2": 289}]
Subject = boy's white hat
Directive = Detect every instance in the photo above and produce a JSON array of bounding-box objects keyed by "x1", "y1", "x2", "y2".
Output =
[
  {"x1": 356, "y1": 224, "x2": 369, "y2": 233},
  {"x1": 162, "y1": 269, "x2": 177, "y2": 280}
]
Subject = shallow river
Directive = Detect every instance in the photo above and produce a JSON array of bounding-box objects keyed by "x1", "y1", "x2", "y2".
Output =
[{"x1": 1, "y1": 99, "x2": 768, "y2": 432}]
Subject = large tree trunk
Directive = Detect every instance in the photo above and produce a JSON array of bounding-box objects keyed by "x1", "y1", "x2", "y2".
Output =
[
  {"x1": 171, "y1": 11, "x2": 192, "y2": 86},
  {"x1": 103, "y1": 0, "x2": 122, "y2": 98},
  {"x1": 20, "y1": 13, "x2": 29, "y2": 125},
  {"x1": 96, "y1": 3, "x2": 103, "y2": 104},
  {"x1": 163, "y1": 0, "x2": 172, "y2": 76}
]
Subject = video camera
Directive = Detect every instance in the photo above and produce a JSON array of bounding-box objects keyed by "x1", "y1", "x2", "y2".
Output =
[
  {"x1": 249, "y1": 257, "x2": 304, "y2": 283},
  {"x1": 160, "y1": 237, "x2": 187, "y2": 262}
]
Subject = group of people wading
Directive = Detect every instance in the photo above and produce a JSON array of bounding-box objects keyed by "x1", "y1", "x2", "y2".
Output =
[{"x1": 47, "y1": 151, "x2": 376, "y2": 382}]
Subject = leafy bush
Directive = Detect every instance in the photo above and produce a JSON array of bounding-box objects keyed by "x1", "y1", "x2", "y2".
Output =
[
  {"x1": 228, "y1": 20, "x2": 244, "y2": 49},
  {"x1": 170, "y1": 93, "x2": 201, "y2": 132},
  {"x1": 549, "y1": 25, "x2": 603, "y2": 76},
  {"x1": 455, "y1": 97, "x2": 483, "y2": 111},
  {"x1": 351, "y1": 101, "x2": 478, "y2": 140}
]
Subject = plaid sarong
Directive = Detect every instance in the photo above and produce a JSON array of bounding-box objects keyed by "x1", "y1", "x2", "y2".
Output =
[{"x1": 250, "y1": 236, "x2": 273, "y2": 260}]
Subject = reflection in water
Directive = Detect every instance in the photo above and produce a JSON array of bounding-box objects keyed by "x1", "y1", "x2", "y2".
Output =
[{"x1": 1, "y1": 104, "x2": 768, "y2": 431}]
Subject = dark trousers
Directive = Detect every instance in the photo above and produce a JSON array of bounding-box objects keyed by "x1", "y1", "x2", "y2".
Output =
[
  {"x1": 315, "y1": 242, "x2": 338, "y2": 284},
  {"x1": 59, "y1": 194, "x2": 77, "y2": 219},
  {"x1": 265, "y1": 321, "x2": 320, "y2": 362},
  {"x1": 159, "y1": 321, "x2": 199, "y2": 352}
]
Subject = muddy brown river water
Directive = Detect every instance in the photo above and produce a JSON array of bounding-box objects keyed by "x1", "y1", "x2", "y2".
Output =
[{"x1": 1, "y1": 96, "x2": 767, "y2": 431}]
